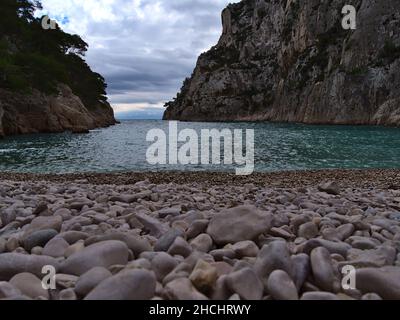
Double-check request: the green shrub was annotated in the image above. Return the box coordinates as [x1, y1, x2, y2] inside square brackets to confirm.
[0, 0, 109, 106]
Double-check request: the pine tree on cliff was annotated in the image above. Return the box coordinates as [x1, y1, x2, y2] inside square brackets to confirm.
[0, 0, 108, 108]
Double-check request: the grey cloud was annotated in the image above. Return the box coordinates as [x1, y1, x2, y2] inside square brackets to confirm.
[44, 0, 240, 116]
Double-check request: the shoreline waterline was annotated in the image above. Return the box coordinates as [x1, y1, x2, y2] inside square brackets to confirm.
[1, 168, 399, 188]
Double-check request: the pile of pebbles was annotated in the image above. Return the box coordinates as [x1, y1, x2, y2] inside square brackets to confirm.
[0, 178, 400, 300]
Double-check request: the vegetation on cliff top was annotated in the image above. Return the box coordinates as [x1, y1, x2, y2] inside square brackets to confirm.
[0, 0, 108, 108]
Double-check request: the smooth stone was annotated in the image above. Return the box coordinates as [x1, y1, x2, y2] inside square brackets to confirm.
[291, 215, 312, 234]
[0, 221, 19, 238]
[302, 239, 352, 257]
[59, 288, 77, 300]
[10, 273, 49, 299]
[346, 246, 396, 268]
[154, 229, 183, 252]
[298, 222, 319, 240]
[171, 220, 189, 233]
[291, 254, 311, 290]
[126, 258, 152, 270]
[69, 199, 93, 210]
[0, 253, 60, 281]
[310, 247, 340, 293]
[356, 267, 400, 299]
[351, 239, 379, 250]
[210, 248, 236, 261]
[361, 293, 383, 300]
[64, 240, 85, 258]
[336, 224, 355, 241]
[158, 207, 181, 219]
[109, 194, 138, 203]
[389, 213, 400, 222]
[42, 237, 69, 258]
[163, 268, 190, 286]
[186, 220, 209, 239]
[0, 282, 22, 299]
[269, 227, 295, 240]
[135, 212, 170, 238]
[127, 216, 145, 230]
[85, 233, 151, 257]
[24, 216, 62, 238]
[211, 275, 231, 300]
[0, 238, 6, 253]
[151, 252, 179, 281]
[320, 228, 339, 242]
[57, 231, 89, 244]
[165, 278, 208, 300]
[33, 203, 48, 216]
[6, 237, 20, 252]
[0, 207, 16, 226]
[226, 267, 263, 300]
[190, 234, 213, 253]
[31, 247, 43, 255]
[211, 261, 233, 277]
[53, 208, 72, 221]
[189, 260, 218, 293]
[271, 212, 290, 228]
[318, 181, 340, 195]
[14, 247, 27, 254]
[184, 251, 214, 269]
[301, 292, 340, 300]
[331, 253, 345, 262]
[254, 241, 294, 280]
[230, 241, 259, 258]
[75, 267, 112, 297]
[267, 270, 299, 300]
[56, 274, 79, 289]
[85, 269, 156, 300]
[110, 191, 151, 204]
[207, 206, 272, 245]
[61, 240, 129, 276]
[167, 237, 192, 258]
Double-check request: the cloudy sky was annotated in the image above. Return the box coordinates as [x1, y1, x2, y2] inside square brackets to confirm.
[38, 0, 238, 119]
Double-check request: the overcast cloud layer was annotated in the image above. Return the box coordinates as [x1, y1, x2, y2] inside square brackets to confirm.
[38, 0, 238, 119]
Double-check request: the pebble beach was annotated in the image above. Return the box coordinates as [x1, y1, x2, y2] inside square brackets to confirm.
[1, 169, 400, 300]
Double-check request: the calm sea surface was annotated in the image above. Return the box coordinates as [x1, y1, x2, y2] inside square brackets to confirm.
[1, 120, 400, 174]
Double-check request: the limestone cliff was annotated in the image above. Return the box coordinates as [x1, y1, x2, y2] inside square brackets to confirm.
[164, 0, 400, 125]
[0, 85, 116, 138]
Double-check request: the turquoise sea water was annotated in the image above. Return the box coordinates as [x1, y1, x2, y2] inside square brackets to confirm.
[1, 120, 400, 174]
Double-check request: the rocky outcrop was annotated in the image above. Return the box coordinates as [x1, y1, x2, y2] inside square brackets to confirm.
[0, 84, 116, 138]
[164, 0, 400, 125]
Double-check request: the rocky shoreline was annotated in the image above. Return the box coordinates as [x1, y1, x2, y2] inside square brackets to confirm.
[1, 170, 400, 300]
[1, 168, 400, 188]
[0, 85, 117, 138]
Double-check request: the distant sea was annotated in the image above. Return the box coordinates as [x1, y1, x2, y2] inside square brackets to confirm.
[1, 120, 400, 174]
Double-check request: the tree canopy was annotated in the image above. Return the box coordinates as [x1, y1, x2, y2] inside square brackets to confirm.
[0, 0, 108, 108]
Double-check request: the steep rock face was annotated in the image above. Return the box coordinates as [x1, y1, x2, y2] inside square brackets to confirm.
[164, 0, 400, 125]
[0, 84, 116, 137]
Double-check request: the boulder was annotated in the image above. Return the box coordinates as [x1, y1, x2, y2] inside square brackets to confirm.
[61, 240, 129, 276]
[85, 270, 156, 300]
[207, 206, 272, 245]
